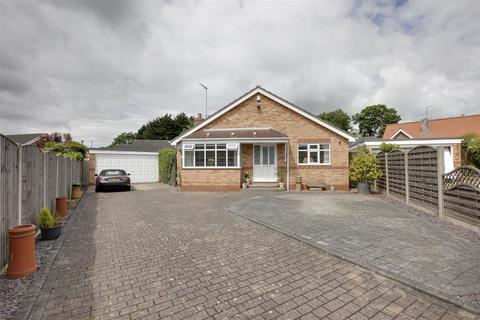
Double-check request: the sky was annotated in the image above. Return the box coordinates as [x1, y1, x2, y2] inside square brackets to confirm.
[0, 0, 479, 147]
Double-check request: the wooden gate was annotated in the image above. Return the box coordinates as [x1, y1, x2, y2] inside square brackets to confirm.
[387, 150, 406, 197]
[408, 146, 438, 208]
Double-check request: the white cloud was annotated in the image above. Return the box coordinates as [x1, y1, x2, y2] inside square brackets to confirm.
[0, 0, 478, 146]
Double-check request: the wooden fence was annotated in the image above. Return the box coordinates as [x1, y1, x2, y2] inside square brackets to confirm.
[376, 145, 480, 230]
[0, 134, 88, 269]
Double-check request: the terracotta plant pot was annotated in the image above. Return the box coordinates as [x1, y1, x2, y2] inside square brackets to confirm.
[71, 185, 82, 200]
[40, 225, 61, 240]
[56, 197, 67, 219]
[6, 224, 37, 279]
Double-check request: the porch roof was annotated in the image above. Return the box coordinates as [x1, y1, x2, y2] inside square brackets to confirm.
[183, 128, 288, 140]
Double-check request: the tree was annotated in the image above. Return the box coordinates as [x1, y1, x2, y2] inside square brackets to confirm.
[111, 132, 137, 146]
[379, 143, 400, 153]
[173, 112, 194, 135]
[137, 114, 178, 140]
[352, 104, 401, 137]
[462, 134, 480, 168]
[318, 109, 352, 132]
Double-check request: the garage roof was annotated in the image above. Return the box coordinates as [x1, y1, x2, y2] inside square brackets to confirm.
[92, 140, 172, 153]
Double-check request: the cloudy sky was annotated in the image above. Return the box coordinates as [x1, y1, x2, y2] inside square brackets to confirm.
[0, 0, 479, 147]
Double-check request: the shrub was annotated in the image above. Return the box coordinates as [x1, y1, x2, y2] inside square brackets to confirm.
[43, 140, 88, 160]
[462, 134, 480, 168]
[379, 143, 400, 153]
[37, 208, 57, 229]
[349, 147, 382, 183]
[158, 148, 176, 185]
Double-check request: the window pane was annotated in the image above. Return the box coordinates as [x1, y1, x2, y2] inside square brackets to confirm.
[310, 150, 318, 163]
[217, 150, 226, 166]
[206, 144, 215, 149]
[217, 144, 226, 149]
[262, 147, 268, 165]
[195, 144, 205, 150]
[320, 150, 330, 163]
[254, 145, 260, 165]
[184, 150, 193, 167]
[299, 151, 308, 164]
[298, 144, 307, 150]
[268, 146, 275, 165]
[319, 144, 329, 150]
[195, 150, 205, 166]
[206, 150, 215, 166]
[228, 150, 237, 166]
[309, 144, 318, 150]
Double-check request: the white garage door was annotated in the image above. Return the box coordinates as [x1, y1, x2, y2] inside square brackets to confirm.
[96, 153, 158, 183]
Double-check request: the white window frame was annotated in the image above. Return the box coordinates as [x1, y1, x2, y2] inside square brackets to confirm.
[182, 143, 240, 169]
[297, 143, 331, 165]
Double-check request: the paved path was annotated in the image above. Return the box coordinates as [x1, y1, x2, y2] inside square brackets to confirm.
[19, 190, 479, 319]
[231, 193, 480, 312]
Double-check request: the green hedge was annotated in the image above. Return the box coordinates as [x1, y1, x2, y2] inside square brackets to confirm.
[158, 148, 177, 185]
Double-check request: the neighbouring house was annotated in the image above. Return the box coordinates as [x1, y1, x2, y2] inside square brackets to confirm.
[89, 139, 171, 184]
[171, 86, 355, 191]
[349, 114, 480, 172]
[6, 133, 47, 146]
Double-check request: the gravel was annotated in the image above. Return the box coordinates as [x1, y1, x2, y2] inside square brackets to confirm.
[0, 227, 64, 320]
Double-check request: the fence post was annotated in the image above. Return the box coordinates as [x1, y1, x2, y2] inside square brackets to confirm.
[385, 153, 390, 197]
[405, 151, 409, 205]
[18, 146, 23, 225]
[437, 146, 445, 219]
[43, 153, 47, 207]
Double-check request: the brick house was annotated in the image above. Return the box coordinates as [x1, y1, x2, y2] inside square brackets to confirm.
[171, 86, 355, 191]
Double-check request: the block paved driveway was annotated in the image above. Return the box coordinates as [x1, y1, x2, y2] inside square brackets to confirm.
[22, 189, 479, 320]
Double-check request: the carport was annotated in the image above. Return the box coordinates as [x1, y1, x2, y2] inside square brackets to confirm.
[89, 140, 171, 184]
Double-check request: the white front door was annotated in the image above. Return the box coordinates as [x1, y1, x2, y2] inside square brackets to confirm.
[253, 144, 277, 182]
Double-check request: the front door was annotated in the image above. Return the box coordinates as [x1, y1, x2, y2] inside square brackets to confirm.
[253, 144, 277, 182]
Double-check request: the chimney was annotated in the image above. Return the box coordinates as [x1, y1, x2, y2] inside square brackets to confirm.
[194, 113, 204, 126]
[421, 117, 429, 134]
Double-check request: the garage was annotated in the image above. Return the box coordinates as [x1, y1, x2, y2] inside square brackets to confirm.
[89, 140, 171, 184]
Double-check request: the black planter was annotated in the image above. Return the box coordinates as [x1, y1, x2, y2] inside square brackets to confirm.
[40, 225, 61, 240]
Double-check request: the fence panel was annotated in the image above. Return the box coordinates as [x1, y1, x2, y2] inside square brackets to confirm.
[66, 159, 72, 199]
[408, 146, 438, 209]
[443, 166, 480, 226]
[82, 160, 89, 187]
[57, 157, 67, 198]
[45, 153, 58, 214]
[387, 150, 406, 197]
[21, 145, 45, 224]
[0, 135, 19, 270]
[377, 152, 386, 190]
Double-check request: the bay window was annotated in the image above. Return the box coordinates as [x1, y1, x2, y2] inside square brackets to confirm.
[183, 143, 239, 168]
[297, 143, 330, 165]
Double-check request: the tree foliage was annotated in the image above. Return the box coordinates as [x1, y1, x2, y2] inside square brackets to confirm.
[349, 147, 382, 183]
[318, 109, 352, 132]
[111, 113, 193, 146]
[462, 134, 480, 168]
[111, 132, 137, 146]
[352, 105, 401, 137]
[379, 143, 400, 153]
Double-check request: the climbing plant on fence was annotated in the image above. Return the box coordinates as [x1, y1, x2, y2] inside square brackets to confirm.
[158, 148, 176, 185]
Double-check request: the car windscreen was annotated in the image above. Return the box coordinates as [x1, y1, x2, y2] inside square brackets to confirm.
[100, 170, 126, 176]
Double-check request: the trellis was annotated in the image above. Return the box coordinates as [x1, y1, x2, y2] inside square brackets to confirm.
[443, 166, 480, 226]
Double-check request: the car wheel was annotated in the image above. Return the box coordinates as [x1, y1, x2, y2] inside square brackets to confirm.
[95, 186, 101, 192]
[125, 186, 131, 191]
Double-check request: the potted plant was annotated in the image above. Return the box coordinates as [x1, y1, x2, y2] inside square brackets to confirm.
[37, 208, 61, 240]
[349, 147, 382, 194]
[244, 172, 251, 185]
[71, 182, 82, 200]
[277, 167, 286, 189]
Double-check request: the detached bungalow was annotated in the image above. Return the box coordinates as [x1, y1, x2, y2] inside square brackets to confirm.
[171, 86, 355, 191]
